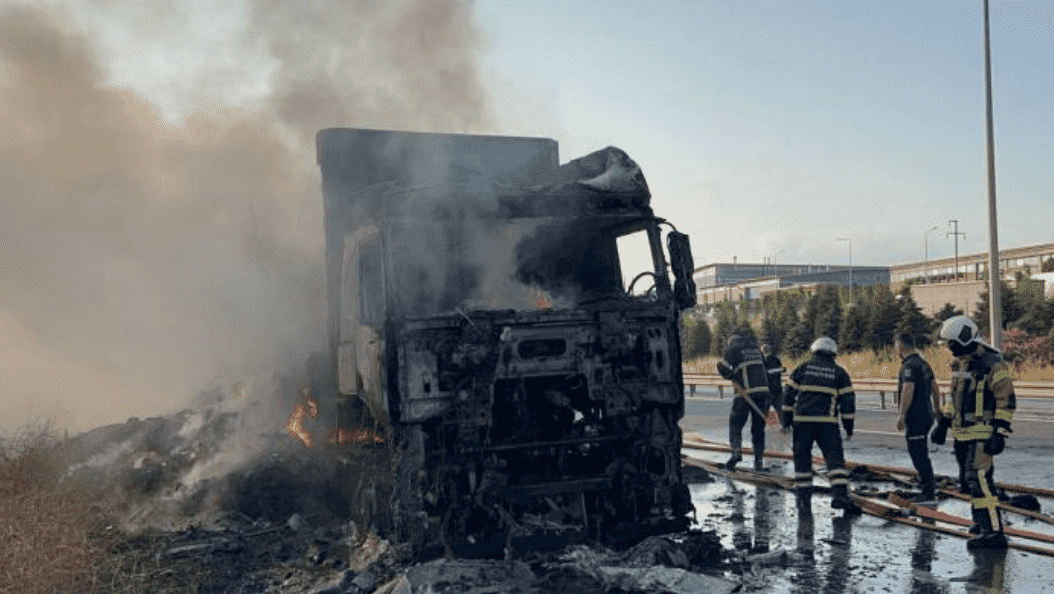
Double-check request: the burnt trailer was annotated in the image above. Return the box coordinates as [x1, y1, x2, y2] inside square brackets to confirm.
[312, 127, 697, 558]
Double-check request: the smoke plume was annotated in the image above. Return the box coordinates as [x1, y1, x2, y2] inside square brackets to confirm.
[0, 0, 517, 433]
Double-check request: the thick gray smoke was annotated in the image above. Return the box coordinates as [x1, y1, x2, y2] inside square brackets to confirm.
[0, 0, 526, 434]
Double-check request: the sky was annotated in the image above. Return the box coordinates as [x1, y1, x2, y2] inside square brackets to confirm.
[0, 0, 1051, 432]
[474, 0, 1054, 269]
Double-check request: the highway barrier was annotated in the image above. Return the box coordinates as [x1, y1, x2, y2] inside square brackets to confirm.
[683, 373, 1054, 414]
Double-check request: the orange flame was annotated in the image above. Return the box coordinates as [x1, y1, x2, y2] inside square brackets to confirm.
[535, 290, 552, 310]
[327, 426, 386, 446]
[285, 391, 318, 448]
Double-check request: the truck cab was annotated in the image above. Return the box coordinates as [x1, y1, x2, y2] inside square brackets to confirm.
[315, 128, 697, 558]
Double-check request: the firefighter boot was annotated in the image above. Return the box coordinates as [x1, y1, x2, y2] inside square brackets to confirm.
[725, 448, 743, 471]
[754, 452, 764, 472]
[795, 488, 813, 517]
[968, 508, 983, 534]
[967, 508, 1008, 551]
[830, 485, 862, 516]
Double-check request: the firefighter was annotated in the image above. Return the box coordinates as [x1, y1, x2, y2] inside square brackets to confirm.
[931, 356, 973, 494]
[717, 326, 771, 471]
[782, 337, 861, 516]
[760, 343, 785, 424]
[895, 333, 941, 503]
[933, 316, 1016, 550]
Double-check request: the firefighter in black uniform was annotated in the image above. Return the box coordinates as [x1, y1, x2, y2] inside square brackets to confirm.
[932, 316, 1016, 550]
[782, 337, 861, 516]
[760, 343, 785, 424]
[895, 333, 942, 502]
[717, 326, 771, 471]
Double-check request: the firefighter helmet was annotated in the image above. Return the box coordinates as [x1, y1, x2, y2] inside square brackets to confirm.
[810, 337, 838, 356]
[939, 315, 979, 348]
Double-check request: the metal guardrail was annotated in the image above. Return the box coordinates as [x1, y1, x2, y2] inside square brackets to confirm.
[682, 373, 1054, 412]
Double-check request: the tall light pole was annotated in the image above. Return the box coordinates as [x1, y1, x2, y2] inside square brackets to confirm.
[924, 225, 939, 284]
[983, 0, 1003, 349]
[837, 238, 853, 306]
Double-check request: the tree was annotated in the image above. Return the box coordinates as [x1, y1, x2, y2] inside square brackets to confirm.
[867, 284, 900, 351]
[895, 288, 934, 347]
[761, 310, 783, 354]
[1043, 256, 1054, 273]
[934, 302, 964, 324]
[974, 282, 1024, 338]
[811, 285, 843, 341]
[1011, 297, 1054, 337]
[839, 304, 868, 353]
[785, 322, 814, 358]
[712, 302, 736, 356]
[679, 316, 712, 359]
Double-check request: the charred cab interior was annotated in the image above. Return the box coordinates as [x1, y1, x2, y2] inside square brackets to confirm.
[311, 128, 696, 559]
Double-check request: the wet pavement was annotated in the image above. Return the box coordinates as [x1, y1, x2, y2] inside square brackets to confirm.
[681, 393, 1054, 594]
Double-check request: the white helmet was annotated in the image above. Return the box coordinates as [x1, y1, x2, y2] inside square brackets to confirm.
[939, 315, 979, 348]
[810, 337, 837, 355]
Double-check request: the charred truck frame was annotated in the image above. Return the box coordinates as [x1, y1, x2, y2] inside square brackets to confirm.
[312, 128, 697, 558]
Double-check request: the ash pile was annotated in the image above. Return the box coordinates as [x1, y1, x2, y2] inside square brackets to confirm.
[58, 374, 734, 594]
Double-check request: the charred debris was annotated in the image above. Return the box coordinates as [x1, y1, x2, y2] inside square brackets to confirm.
[58, 128, 717, 592]
[309, 128, 700, 560]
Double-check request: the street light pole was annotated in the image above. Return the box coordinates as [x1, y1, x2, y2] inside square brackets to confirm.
[924, 225, 939, 284]
[983, 0, 1003, 349]
[837, 238, 852, 306]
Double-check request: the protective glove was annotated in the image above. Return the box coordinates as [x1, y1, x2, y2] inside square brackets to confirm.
[984, 431, 1005, 455]
[984, 421, 1012, 455]
[931, 416, 951, 445]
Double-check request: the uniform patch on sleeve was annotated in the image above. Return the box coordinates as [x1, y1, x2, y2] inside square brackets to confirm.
[903, 367, 912, 379]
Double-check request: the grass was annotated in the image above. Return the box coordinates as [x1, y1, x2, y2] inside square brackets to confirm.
[685, 345, 1054, 382]
[0, 419, 118, 594]
[0, 419, 228, 594]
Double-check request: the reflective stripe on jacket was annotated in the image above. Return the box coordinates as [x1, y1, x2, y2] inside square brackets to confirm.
[943, 343, 1016, 441]
[783, 354, 855, 432]
[717, 335, 770, 397]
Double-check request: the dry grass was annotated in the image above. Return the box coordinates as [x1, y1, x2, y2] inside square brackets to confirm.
[0, 419, 226, 594]
[685, 346, 1054, 382]
[0, 419, 118, 594]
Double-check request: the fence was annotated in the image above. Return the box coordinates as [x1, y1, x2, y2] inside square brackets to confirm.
[682, 373, 1054, 411]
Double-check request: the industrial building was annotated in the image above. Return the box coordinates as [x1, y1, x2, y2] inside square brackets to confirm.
[889, 241, 1054, 316]
[694, 262, 890, 306]
[692, 240, 1054, 313]
[889, 241, 1054, 286]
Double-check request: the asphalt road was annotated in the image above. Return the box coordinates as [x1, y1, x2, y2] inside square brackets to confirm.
[679, 391, 1054, 593]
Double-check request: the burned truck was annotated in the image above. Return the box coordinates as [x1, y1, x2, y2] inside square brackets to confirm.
[309, 128, 697, 558]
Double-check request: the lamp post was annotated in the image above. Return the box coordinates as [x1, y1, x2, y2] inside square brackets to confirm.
[924, 225, 939, 284]
[837, 238, 853, 306]
[982, 0, 1002, 348]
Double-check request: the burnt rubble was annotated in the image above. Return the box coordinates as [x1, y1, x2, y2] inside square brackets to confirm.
[60, 381, 733, 593]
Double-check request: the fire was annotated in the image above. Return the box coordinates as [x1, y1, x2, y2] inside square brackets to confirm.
[327, 427, 386, 446]
[285, 389, 318, 448]
[535, 289, 552, 310]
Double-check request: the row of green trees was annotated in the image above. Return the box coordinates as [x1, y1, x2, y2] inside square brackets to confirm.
[681, 279, 1054, 363]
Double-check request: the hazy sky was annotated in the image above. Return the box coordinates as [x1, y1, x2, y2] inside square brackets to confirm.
[57, 0, 1054, 268]
[475, 0, 1054, 268]
[1, 0, 1052, 432]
